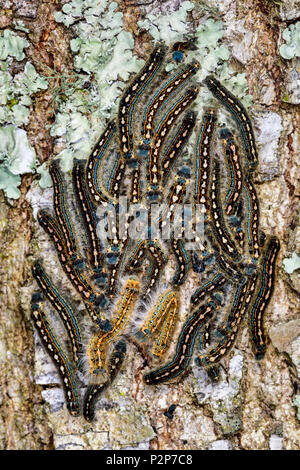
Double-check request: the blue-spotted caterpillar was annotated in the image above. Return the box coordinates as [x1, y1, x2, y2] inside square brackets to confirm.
[31, 43, 279, 419]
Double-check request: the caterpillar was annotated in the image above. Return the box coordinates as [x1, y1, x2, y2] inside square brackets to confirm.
[86, 121, 117, 204]
[204, 75, 258, 171]
[129, 159, 142, 204]
[102, 204, 121, 251]
[49, 160, 79, 260]
[170, 235, 190, 286]
[197, 274, 257, 366]
[213, 249, 243, 282]
[161, 111, 196, 184]
[37, 210, 100, 304]
[249, 236, 280, 359]
[107, 152, 126, 201]
[72, 160, 104, 275]
[197, 324, 211, 350]
[157, 176, 187, 231]
[31, 294, 80, 416]
[243, 175, 260, 261]
[152, 295, 178, 357]
[144, 302, 215, 384]
[141, 61, 199, 142]
[88, 279, 139, 374]
[118, 45, 166, 159]
[32, 261, 82, 363]
[83, 340, 127, 422]
[148, 86, 199, 187]
[142, 241, 167, 299]
[220, 128, 243, 215]
[191, 273, 227, 306]
[194, 109, 217, 215]
[106, 236, 130, 298]
[208, 160, 240, 260]
[141, 290, 179, 357]
[126, 240, 147, 271]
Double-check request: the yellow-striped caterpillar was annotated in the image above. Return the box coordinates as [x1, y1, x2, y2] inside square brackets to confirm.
[144, 302, 215, 384]
[141, 290, 179, 356]
[88, 279, 139, 374]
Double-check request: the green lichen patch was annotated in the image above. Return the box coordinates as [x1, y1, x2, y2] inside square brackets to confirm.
[0, 29, 29, 61]
[0, 29, 50, 199]
[293, 395, 300, 421]
[282, 253, 300, 275]
[279, 22, 300, 60]
[138, 1, 194, 45]
[36, 163, 52, 189]
[52, 0, 144, 171]
[0, 125, 37, 199]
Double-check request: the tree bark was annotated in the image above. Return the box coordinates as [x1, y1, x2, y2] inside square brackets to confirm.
[0, 0, 299, 450]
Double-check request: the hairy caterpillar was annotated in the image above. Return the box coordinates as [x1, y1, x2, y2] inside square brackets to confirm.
[208, 160, 240, 260]
[148, 86, 199, 187]
[31, 294, 80, 416]
[88, 279, 139, 373]
[141, 290, 179, 357]
[204, 75, 258, 170]
[194, 109, 217, 214]
[32, 261, 82, 363]
[220, 128, 243, 215]
[49, 160, 79, 260]
[72, 160, 105, 275]
[37, 210, 101, 304]
[119, 45, 166, 158]
[144, 302, 215, 384]
[86, 121, 117, 204]
[161, 111, 196, 184]
[83, 340, 126, 422]
[243, 175, 260, 261]
[191, 273, 227, 306]
[249, 236, 280, 358]
[141, 61, 199, 142]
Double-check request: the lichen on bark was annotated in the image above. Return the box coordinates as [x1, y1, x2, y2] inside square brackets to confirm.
[0, 0, 299, 450]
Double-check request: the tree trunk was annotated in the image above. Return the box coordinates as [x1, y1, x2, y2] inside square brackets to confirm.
[0, 0, 299, 450]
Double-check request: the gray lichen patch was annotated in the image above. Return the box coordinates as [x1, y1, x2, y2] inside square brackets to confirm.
[193, 352, 244, 435]
[269, 320, 300, 376]
[255, 112, 282, 180]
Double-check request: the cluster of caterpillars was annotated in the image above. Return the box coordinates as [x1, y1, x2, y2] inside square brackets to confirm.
[31, 43, 279, 421]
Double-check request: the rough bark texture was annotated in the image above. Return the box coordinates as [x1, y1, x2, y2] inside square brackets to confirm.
[0, 0, 299, 450]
